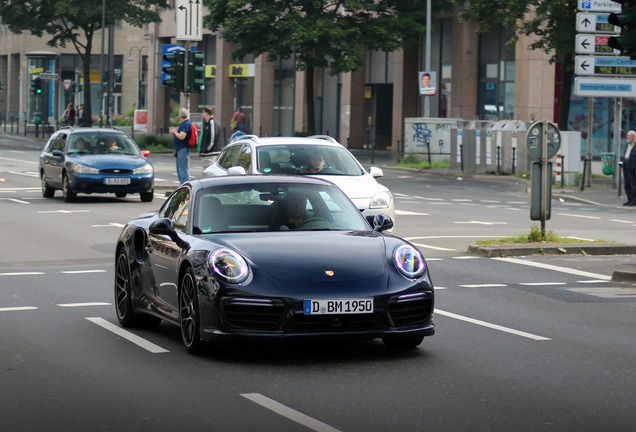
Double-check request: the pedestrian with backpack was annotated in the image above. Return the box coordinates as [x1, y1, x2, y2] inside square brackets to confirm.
[169, 108, 192, 184]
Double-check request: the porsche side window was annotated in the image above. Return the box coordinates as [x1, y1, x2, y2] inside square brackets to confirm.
[161, 188, 190, 232]
[237, 146, 252, 171]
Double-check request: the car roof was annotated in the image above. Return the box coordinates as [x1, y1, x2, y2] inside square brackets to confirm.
[58, 127, 126, 136]
[191, 174, 337, 189]
[231, 135, 345, 149]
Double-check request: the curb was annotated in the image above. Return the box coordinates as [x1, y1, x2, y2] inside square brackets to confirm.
[611, 270, 636, 282]
[467, 243, 636, 258]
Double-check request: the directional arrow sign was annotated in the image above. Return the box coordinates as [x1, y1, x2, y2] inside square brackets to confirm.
[575, 34, 619, 54]
[575, 76, 636, 97]
[577, 0, 621, 12]
[576, 12, 620, 33]
[575, 55, 636, 75]
[176, 0, 203, 41]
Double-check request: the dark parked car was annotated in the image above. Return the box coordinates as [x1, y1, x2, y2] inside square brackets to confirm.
[114, 175, 434, 354]
[39, 127, 154, 202]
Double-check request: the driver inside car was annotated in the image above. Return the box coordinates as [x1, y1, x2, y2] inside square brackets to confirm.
[271, 191, 309, 230]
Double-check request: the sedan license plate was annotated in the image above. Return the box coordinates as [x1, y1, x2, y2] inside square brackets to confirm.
[104, 177, 131, 185]
[303, 298, 373, 315]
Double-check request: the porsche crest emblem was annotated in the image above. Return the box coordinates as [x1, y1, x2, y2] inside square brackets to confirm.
[325, 270, 335, 277]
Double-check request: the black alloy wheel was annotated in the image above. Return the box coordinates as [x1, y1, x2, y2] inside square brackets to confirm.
[115, 250, 138, 327]
[179, 267, 204, 354]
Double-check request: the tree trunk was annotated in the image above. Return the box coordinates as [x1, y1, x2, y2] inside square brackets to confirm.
[81, 34, 93, 127]
[305, 66, 315, 135]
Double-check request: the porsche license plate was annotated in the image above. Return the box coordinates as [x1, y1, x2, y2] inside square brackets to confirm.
[104, 177, 131, 185]
[303, 298, 373, 315]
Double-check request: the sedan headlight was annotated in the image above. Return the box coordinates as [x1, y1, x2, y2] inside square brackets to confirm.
[370, 190, 392, 209]
[393, 244, 426, 279]
[73, 164, 100, 174]
[133, 163, 154, 174]
[210, 249, 249, 283]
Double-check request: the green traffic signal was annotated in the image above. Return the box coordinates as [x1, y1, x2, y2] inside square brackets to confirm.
[187, 51, 205, 93]
[163, 50, 185, 92]
[30, 77, 42, 95]
[608, 2, 636, 59]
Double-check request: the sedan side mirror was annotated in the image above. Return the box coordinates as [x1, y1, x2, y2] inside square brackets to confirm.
[228, 166, 247, 176]
[369, 166, 383, 178]
[371, 214, 394, 232]
[149, 218, 189, 249]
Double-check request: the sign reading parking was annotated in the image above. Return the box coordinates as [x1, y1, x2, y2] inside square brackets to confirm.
[577, 0, 621, 12]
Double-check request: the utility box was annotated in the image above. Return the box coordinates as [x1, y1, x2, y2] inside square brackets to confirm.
[404, 118, 461, 162]
[558, 132, 582, 186]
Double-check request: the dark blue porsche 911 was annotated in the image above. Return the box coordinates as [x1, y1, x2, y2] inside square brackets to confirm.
[39, 127, 154, 202]
[114, 175, 434, 354]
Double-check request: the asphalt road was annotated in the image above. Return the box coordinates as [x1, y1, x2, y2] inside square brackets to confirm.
[1, 136, 635, 431]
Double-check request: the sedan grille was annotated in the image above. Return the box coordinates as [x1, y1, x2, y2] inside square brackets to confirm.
[223, 298, 284, 331]
[287, 312, 387, 332]
[101, 168, 133, 174]
[388, 293, 433, 327]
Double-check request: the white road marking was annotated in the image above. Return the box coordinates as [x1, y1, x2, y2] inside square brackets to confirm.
[451, 199, 473, 202]
[610, 219, 634, 224]
[435, 309, 551, 341]
[479, 200, 501, 203]
[0, 272, 46, 276]
[413, 196, 444, 201]
[493, 257, 611, 280]
[58, 302, 111, 307]
[61, 270, 108, 274]
[577, 279, 608, 284]
[411, 242, 456, 252]
[395, 210, 430, 216]
[452, 256, 480, 260]
[0, 306, 38, 312]
[459, 284, 507, 288]
[91, 223, 126, 228]
[241, 393, 342, 432]
[86, 317, 169, 354]
[454, 221, 507, 225]
[38, 210, 90, 214]
[558, 213, 601, 220]
[9, 171, 39, 178]
[519, 282, 567, 286]
[0, 156, 38, 164]
[8, 198, 30, 204]
[0, 187, 40, 191]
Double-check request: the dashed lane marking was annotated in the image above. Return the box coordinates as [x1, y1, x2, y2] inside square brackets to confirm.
[86, 317, 169, 354]
[57, 302, 111, 307]
[0, 306, 38, 312]
[435, 309, 551, 341]
[493, 257, 611, 281]
[241, 393, 342, 432]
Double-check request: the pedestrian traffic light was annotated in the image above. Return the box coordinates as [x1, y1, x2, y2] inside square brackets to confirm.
[608, 1, 636, 59]
[30, 77, 42, 95]
[163, 50, 184, 92]
[187, 50, 205, 93]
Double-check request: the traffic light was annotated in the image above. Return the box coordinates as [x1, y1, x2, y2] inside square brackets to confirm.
[608, 1, 636, 59]
[163, 50, 184, 92]
[30, 77, 42, 95]
[187, 50, 205, 93]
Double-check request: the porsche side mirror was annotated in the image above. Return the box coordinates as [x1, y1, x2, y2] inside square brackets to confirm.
[150, 218, 189, 249]
[372, 214, 394, 232]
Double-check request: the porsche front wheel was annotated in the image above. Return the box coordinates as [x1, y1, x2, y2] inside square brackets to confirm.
[179, 267, 204, 355]
[115, 250, 138, 327]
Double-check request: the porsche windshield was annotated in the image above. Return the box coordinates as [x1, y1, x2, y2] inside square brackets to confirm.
[194, 182, 369, 234]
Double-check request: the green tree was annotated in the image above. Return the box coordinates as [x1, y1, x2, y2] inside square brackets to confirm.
[452, 0, 577, 130]
[205, 0, 451, 135]
[0, 0, 166, 126]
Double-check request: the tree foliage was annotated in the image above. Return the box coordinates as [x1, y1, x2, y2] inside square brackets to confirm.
[0, 0, 166, 125]
[204, 0, 451, 134]
[452, 0, 577, 129]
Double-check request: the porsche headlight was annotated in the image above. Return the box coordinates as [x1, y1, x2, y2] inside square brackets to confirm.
[133, 164, 154, 174]
[370, 190, 392, 209]
[393, 244, 426, 279]
[210, 249, 249, 283]
[73, 164, 99, 174]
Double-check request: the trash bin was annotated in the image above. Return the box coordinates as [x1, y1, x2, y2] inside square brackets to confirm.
[601, 153, 615, 175]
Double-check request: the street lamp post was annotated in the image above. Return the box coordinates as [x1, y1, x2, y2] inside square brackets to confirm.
[128, 45, 147, 109]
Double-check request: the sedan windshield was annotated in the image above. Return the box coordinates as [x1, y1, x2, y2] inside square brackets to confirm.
[194, 182, 369, 234]
[68, 133, 142, 156]
[256, 145, 365, 176]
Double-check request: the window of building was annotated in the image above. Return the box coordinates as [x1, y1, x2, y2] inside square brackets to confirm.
[477, 25, 515, 120]
[274, 56, 295, 136]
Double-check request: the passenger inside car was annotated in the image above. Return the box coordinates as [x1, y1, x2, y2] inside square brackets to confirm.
[69, 138, 89, 154]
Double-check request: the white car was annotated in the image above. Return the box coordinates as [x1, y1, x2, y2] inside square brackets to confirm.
[203, 135, 395, 224]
